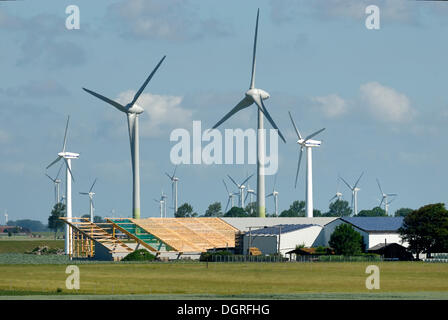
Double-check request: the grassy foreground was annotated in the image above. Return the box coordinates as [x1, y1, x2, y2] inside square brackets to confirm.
[0, 262, 447, 298]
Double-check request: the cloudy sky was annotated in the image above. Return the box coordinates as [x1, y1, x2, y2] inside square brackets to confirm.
[1, 0, 448, 223]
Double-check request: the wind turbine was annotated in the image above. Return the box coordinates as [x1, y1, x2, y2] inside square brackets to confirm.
[165, 166, 179, 216]
[376, 178, 397, 216]
[4, 210, 8, 225]
[223, 180, 239, 212]
[212, 9, 286, 218]
[289, 111, 325, 218]
[79, 178, 97, 222]
[154, 191, 166, 218]
[45, 162, 63, 205]
[46, 116, 79, 255]
[339, 172, 364, 216]
[266, 174, 279, 217]
[227, 174, 254, 208]
[83, 55, 166, 219]
[329, 178, 343, 203]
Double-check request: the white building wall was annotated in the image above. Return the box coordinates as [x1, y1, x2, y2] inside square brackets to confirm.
[368, 233, 407, 249]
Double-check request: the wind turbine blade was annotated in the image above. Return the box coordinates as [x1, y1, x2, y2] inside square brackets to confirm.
[225, 198, 230, 212]
[212, 97, 252, 129]
[254, 95, 286, 143]
[329, 195, 337, 203]
[79, 192, 88, 195]
[250, 8, 259, 89]
[223, 180, 230, 194]
[245, 192, 250, 202]
[55, 161, 63, 180]
[89, 178, 97, 192]
[91, 199, 95, 210]
[83, 88, 128, 113]
[376, 178, 383, 195]
[227, 175, 239, 188]
[304, 128, 325, 142]
[46, 156, 62, 170]
[294, 148, 303, 188]
[45, 173, 56, 183]
[354, 171, 364, 189]
[172, 165, 178, 178]
[379, 197, 384, 208]
[62, 116, 70, 152]
[339, 176, 353, 190]
[387, 193, 398, 196]
[273, 173, 277, 192]
[165, 172, 173, 180]
[129, 55, 166, 107]
[288, 111, 303, 140]
[240, 174, 254, 187]
[266, 193, 273, 198]
[63, 158, 75, 182]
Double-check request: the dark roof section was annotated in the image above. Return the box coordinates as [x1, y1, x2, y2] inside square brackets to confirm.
[249, 224, 317, 235]
[341, 217, 404, 233]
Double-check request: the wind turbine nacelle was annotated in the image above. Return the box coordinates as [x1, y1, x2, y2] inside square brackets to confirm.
[58, 152, 80, 159]
[126, 103, 144, 114]
[298, 139, 322, 147]
[245, 88, 270, 100]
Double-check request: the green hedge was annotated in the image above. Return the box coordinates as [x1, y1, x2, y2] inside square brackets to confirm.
[122, 249, 156, 262]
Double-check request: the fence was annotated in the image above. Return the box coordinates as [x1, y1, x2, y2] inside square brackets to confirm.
[205, 254, 382, 263]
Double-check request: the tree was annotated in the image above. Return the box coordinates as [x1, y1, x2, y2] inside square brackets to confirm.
[175, 203, 198, 217]
[394, 208, 413, 217]
[94, 216, 105, 223]
[48, 203, 66, 239]
[399, 203, 448, 260]
[279, 200, 305, 217]
[325, 200, 352, 217]
[329, 224, 364, 255]
[6, 219, 48, 232]
[357, 206, 387, 217]
[313, 209, 322, 217]
[224, 207, 248, 217]
[204, 202, 222, 217]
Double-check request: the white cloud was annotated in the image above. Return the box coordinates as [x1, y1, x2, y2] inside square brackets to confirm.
[359, 82, 415, 123]
[311, 94, 348, 118]
[116, 91, 193, 137]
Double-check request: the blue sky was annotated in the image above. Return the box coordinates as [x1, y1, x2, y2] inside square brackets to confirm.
[1, 0, 448, 223]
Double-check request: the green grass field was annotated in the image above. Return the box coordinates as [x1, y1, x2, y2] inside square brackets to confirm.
[0, 262, 447, 299]
[0, 240, 64, 253]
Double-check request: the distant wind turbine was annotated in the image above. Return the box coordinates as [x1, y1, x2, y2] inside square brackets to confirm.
[227, 174, 254, 208]
[79, 178, 97, 222]
[223, 180, 239, 212]
[266, 174, 279, 217]
[376, 178, 397, 216]
[340, 172, 364, 216]
[45, 162, 63, 205]
[165, 166, 179, 216]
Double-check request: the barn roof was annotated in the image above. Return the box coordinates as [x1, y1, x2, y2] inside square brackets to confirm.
[221, 217, 336, 231]
[341, 217, 404, 233]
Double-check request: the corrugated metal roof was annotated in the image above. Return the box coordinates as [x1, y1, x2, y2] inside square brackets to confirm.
[221, 217, 337, 231]
[249, 224, 317, 235]
[341, 217, 404, 232]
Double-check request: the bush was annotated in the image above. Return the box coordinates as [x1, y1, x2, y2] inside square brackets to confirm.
[329, 224, 364, 255]
[122, 249, 156, 262]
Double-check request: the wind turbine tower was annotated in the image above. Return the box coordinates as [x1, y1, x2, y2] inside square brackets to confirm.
[228, 174, 254, 208]
[223, 180, 239, 212]
[45, 163, 63, 205]
[267, 174, 279, 217]
[289, 112, 325, 218]
[79, 178, 97, 222]
[83, 56, 166, 219]
[46, 116, 79, 255]
[4, 210, 8, 225]
[212, 9, 286, 217]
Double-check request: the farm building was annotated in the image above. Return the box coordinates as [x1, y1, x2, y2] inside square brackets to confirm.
[322, 217, 406, 250]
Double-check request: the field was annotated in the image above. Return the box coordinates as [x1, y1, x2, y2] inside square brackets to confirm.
[0, 239, 64, 253]
[0, 261, 447, 299]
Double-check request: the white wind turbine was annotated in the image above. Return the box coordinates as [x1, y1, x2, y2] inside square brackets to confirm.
[289, 111, 325, 218]
[376, 178, 397, 216]
[266, 174, 279, 217]
[79, 178, 97, 222]
[45, 163, 63, 205]
[165, 166, 179, 216]
[154, 191, 167, 218]
[329, 178, 343, 203]
[340, 172, 364, 216]
[46, 116, 79, 255]
[228, 174, 254, 208]
[212, 9, 286, 218]
[83, 55, 166, 219]
[223, 180, 239, 212]
[4, 210, 8, 225]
